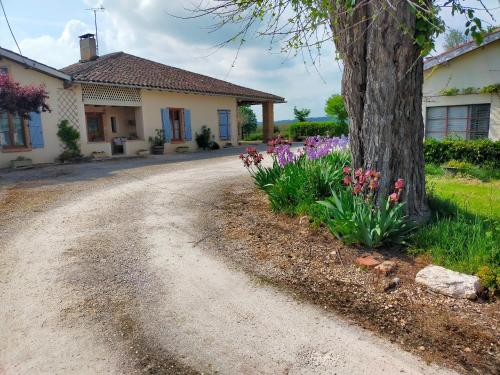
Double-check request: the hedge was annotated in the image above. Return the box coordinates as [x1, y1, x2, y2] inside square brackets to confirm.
[424, 139, 500, 167]
[288, 121, 348, 140]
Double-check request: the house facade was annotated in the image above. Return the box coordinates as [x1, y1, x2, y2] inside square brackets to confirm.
[423, 29, 500, 141]
[0, 34, 284, 169]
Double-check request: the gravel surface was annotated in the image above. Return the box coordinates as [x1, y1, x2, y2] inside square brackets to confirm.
[0, 151, 458, 374]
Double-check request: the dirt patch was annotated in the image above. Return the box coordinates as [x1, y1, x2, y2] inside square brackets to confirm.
[202, 180, 499, 375]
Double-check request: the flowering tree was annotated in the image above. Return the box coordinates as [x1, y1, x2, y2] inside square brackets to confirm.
[0, 75, 50, 117]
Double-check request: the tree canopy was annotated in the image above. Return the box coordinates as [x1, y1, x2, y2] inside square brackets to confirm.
[293, 106, 310, 122]
[238, 105, 258, 136]
[443, 28, 468, 50]
[325, 94, 347, 124]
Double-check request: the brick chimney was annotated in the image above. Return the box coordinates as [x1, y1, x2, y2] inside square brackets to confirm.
[79, 33, 98, 62]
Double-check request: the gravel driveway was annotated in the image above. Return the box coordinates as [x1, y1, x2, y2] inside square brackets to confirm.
[0, 149, 457, 375]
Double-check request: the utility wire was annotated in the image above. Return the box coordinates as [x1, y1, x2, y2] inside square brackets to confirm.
[0, 0, 22, 55]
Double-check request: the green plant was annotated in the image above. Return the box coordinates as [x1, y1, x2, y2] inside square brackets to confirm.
[239, 105, 258, 137]
[293, 106, 311, 122]
[57, 120, 81, 160]
[442, 159, 500, 181]
[148, 129, 165, 146]
[439, 87, 460, 96]
[462, 87, 478, 95]
[288, 121, 348, 140]
[195, 126, 211, 149]
[425, 163, 444, 176]
[479, 83, 500, 94]
[243, 132, 263, 141]
[320, 190, 413, 248]
[476, 266, 499, 293]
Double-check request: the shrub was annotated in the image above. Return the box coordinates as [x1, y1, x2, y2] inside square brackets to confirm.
[288, 121, 348, 140]
[439, 87, 460, 96]
[195, 125, 212, 149]
[479, 83, 500, 94]
[424, 138, 500, 168]
[319, 169, 414, 248]
[57, 120, 81, 160]
[476, 266, 500, 293]
[462, 87, 478, 95]
[243, 132, 263, 141]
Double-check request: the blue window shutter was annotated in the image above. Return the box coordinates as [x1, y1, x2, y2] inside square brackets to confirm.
[219, 111, 229, 140]
[28, 112, 44, 148]
[161, 108, 172, 143]
[183, 109, 192, 141]
[226, 111, 231, 140]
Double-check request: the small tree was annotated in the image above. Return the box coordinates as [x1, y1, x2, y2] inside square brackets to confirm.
[0, 75, 49, 116]
[238, 105, 258, 137]
[443, 28, 468, 50]
[57, 120, 81, 161]
[293, 106, 310, 122]
[325, 94, 348, 124]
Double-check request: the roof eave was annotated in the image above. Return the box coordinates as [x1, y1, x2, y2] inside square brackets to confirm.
[73, 80, 285, 103]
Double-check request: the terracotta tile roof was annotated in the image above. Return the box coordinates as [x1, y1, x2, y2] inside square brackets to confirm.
[61, 52, 285, 103]
[424, 28, 500, 70]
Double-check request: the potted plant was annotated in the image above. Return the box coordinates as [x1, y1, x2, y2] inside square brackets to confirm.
[10, 156, 33, 169]
[149, 129, 165, 155]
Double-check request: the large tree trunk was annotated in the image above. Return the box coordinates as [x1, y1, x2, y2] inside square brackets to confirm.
[330, 0, 429, 221]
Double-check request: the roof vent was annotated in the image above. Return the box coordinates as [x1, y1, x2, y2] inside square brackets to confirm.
[79, 33, 98, 62]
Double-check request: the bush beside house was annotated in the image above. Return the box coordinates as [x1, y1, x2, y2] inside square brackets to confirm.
[288, 121, 348, 140]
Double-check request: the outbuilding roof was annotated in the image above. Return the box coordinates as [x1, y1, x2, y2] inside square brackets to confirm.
[424, 28, 500, 70]
[61, 52, 285, 103]
[0, 46, 71, 81]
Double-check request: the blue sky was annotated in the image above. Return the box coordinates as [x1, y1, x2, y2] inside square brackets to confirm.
[0, 0, 498, 120]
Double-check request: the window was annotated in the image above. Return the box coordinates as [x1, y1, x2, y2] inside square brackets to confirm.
[218, 110, 231, 140]
[169, 108, 184, 141]
[0, 112, 28, 149]
[0, 67, 8, 76]
[425, 104, 490, 140]
[111, 117, 118, 133]
[86, 113, 105, 142]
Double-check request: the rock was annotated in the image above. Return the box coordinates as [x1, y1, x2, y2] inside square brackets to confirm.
[355, 254, 381, 269]
[384, 277, 401, 292]
[415, 265, 481, 300]
[374, 260, 397, 275]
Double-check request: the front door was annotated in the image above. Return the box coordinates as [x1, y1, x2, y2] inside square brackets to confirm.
[86, 113, 104, 142]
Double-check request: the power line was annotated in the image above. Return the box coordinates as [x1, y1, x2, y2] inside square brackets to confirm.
[0, 0, 22, 55]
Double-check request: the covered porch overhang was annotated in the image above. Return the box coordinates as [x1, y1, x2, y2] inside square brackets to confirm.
[237, 96, 285, 143]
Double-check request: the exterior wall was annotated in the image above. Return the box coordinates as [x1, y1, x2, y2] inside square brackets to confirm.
[140, 90, 238, 153]
[0, 59, 66, 168]
[423, 41, 500, 140]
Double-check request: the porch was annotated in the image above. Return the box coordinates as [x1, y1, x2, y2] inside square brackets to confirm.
[237, 100, 278, 143]
[83, 105, 148, 157]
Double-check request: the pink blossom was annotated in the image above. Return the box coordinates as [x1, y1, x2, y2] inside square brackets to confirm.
[395, 178, 405, 190]
[389, 193, 399, 203]
[355, 168, 363, 178]
[343, 166, 351, 175]
[353, 184, 362, 195]
[369, 179, 379, 190]
[343, 175, 352, 186]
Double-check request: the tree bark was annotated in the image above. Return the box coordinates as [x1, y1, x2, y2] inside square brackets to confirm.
[330, 0, 429, 221]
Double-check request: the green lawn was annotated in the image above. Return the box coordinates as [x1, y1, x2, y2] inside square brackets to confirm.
[427, 176, 500, 220]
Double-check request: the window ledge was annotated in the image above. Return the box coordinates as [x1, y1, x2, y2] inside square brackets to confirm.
[2, 146, 32, 153]
[170, 140, 186, 144]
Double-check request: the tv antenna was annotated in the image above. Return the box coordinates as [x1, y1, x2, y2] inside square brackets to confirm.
[86, 6, 105, 55]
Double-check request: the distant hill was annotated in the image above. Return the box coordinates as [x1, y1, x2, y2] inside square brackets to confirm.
[258, 116, 335, 126]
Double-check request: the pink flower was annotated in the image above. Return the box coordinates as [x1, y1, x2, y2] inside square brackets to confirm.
[353, 184, 362, 195]
[395, 178, 405, 190]
[389, 192, 399, 203]
[369, 179, 379, 190]
[355, 168, 363, 178]
[343, 175, 352, 186]
[343, 166, 351, 175]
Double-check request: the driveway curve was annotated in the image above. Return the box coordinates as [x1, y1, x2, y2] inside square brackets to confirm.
[0, 151, 456, 374]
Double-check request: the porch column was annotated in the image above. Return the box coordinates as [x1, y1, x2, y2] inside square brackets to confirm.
[262, 101, 274, 143]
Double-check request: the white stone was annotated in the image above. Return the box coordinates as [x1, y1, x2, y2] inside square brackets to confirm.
[415, 265, 481, 300]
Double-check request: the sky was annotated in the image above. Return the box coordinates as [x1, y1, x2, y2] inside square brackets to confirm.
[0, 0, 498, 120]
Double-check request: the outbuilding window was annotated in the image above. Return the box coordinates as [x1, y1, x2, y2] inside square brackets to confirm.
[169, 108, 184, 141]
[0, 112, 28, 149]
[425, 104, 490, 140]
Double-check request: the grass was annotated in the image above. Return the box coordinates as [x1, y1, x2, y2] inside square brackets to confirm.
[411, 173, 500, 291]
